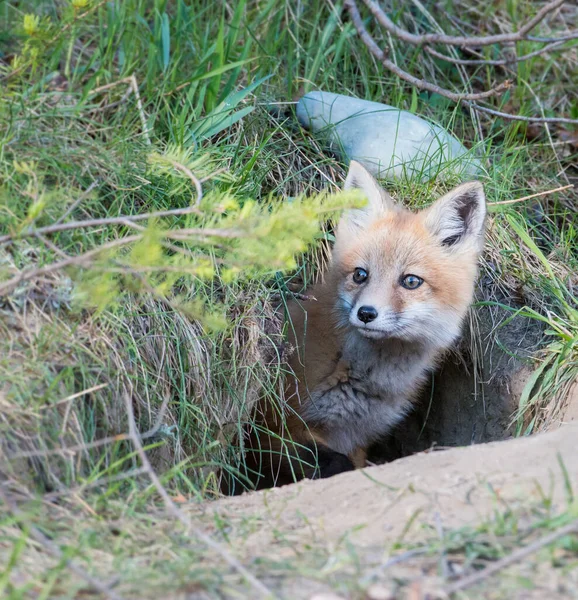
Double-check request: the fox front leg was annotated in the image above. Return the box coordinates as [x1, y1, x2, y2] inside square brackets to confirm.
[349, 447, 367, 469]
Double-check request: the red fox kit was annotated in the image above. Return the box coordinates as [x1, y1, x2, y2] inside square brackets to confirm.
[239, 161, 486, 491]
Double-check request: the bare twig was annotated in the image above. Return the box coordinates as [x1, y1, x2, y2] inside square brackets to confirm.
[86, 76, 151, 144]
[271, 291, 318, 302]
[362, 0, 567, 47]
[443, 519, 578, 596]
[0, 235, 141, 297]
[122, 391, 274, 599]
[381, 56, 511, 102]
[164, 158, 204, 207]
[466, 102, 578, 124]
[345, 0, 578, 124]
[38, 383, 110, 411]
[424, 38, 573, 66]
[491, 184, 574, 206]
[0, 485, 125, 600]
[128, 75, 151, 146]
[527, 31, 578, 43]
[345, 0, 511, 102]
[34, 233, 69, 258]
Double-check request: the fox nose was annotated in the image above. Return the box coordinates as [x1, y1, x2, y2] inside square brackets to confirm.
[357, 306, 378, 323]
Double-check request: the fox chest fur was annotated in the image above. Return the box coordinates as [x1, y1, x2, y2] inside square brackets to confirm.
[298, 333, 434, 455]
[288, 294, 436, 456]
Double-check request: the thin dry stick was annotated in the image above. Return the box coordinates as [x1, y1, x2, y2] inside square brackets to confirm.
[466, 102, 578, 124]
[122, 391, 274, 599]
[362, 0, 569, 47]
[346, 0, 578, 124]
[425, 38, 571, 66]
[86, 76, 151, 144]
[344, 0, 511, 102]
[442, 518, 578, 596]
[0, 235, 141, 297]
[528, 31, 578, 43]
[491, 183, 574, 205]
[129, 74, 152, 146]
[35, 232, 69, 258]
[37, 383, 110, 411]
[164, 158, 204, 207]
[0, 485, 125, 600]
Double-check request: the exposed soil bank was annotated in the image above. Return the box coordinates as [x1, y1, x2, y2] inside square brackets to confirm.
[208, 423, 578, 598]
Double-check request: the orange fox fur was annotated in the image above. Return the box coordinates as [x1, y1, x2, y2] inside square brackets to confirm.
[239, 161, 487, 491]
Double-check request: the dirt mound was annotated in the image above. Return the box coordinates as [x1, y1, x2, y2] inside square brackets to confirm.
[208, 422, 578, 598]
[213, 423, 577, 547]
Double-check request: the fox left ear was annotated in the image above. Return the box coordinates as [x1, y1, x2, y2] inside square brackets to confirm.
[424, 181, 486, 248]
[341, 161, 396, 230]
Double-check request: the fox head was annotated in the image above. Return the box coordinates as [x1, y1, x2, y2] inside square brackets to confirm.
[331, 161, 486, 349]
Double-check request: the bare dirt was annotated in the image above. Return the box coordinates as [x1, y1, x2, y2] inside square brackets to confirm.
[212, 423, 577, 548]
[207, 422, 578, 598]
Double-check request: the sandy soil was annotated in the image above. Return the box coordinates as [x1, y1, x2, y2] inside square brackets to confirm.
[205, 421, 578, 598]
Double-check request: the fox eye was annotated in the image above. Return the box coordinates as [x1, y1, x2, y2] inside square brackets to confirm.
[352, 267, 368, 284]
[400, 274, 424, 290]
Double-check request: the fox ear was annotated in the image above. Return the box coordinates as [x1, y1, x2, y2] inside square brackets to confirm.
[424, 182, 486, 249]
[341, 161, 395, 229]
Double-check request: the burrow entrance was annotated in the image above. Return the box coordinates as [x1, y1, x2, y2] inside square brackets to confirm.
[230, 291, 578, 493]
[368, 294, 552, 465]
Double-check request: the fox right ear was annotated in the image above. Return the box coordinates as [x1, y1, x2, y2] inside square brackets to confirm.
[424, 181, 486, 250]
[341, 161, 395, 230]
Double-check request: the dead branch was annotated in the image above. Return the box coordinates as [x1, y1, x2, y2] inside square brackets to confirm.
[362, 0, 570, 47]
[164, 157, 204, 206]
[424, 38, 571, 66]
[466, 102, 578, 124]
[55, 180, 100, 225]
[345, 0, 511, 101]
[86, 76, 151, 144]
[344, 0, 578, 124]
[527, 31, 578, 42]
[491, 183, 574, 206]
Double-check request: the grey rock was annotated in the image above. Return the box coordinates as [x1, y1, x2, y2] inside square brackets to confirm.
[296, 91, 481, 180]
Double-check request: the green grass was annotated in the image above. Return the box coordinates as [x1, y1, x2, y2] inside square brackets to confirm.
[1, 0, 578, 596]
